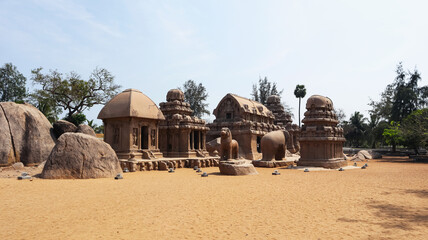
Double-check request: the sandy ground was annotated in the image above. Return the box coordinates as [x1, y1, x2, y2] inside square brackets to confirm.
[0, 156, 427, 240]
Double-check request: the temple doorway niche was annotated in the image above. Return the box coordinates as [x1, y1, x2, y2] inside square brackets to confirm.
[194, 131, 200, 149]
[257, 136, 261, 153]
[141, 126, 149, 149]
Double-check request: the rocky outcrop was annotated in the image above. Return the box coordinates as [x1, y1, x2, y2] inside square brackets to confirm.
[218, 160, 258, 176]
[41, 133, 122, 179]
[353, 150, 382, 161]
[53, 120, 77, 138]
[0, 102, 55, 166]
[76, 124, 96, 137]
[53, 120, 97, 138]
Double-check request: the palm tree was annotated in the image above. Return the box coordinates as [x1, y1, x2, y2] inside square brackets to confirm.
[349, 111, 367, 147]
[294, 85, 306, 127]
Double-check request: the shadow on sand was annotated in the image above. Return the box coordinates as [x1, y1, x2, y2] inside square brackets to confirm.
[338, 189, 428, 230]
[376, 156, 427, 164]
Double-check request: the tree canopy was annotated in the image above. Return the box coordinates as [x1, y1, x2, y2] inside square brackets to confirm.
[0, 63, 27, 102]
[251, 77, 283, 105]
[181, 80, 210, 118]
[400, 108, 428, 153]
[370, 62, 426, 122]
[345, 112, 367, 147]
[30, 67, 121, 119]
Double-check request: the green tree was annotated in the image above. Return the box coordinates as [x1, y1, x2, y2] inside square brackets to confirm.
[383, 121, 403, 152]
[400, 109, 428, 154]
[294, 84, 306, 127]
[390, 63, 421, 121]
[30, 67, 121, 119]
[368, 83, 394, 121]
[370, 62, 426, 123]
[0, 63, 27, 102]
[251, 76, 283, 105]
[181, 80, 209, 118]
[64, 113, 87, 126]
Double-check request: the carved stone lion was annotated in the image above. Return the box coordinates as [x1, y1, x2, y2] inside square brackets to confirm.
[220, 127, 239, 160]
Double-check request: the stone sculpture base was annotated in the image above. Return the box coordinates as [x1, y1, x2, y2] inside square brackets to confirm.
[297, 158, 347, 169]
[252, 160, 295, 168]
[218, 160, 258, 176]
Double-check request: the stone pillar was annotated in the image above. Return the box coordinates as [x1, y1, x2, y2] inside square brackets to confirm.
[191, 131, 195, 150]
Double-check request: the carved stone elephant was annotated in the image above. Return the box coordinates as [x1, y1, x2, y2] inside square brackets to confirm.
[261, 130, 295, 161]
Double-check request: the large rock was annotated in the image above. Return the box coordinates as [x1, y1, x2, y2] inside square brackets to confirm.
[357, 150, 372, 159]
[53, 120, 77, 138]
[41, 133, 122, 179]
[76, 124, 96, 137]
[218, 160, 258, 176]
[0, 102, 55, 166]
[353, 150, 382, 161]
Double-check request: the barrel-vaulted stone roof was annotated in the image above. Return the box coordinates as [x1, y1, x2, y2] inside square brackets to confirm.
[213, 93, 274, 118]
[98, 89, 165, 120]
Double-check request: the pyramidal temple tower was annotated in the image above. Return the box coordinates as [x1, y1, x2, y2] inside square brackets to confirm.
[297, 95, 346, 168]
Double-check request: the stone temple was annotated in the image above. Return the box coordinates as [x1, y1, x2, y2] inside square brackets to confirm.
[98, 89, 165, 160]
[265, 95, 292, 127]
[207, 93, 282, 160]
[265, 95, 300, 153]
[297, 95, 346, 168]
[158, 89, 209, 158]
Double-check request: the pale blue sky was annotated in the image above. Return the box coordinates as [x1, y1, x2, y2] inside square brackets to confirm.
[1, 0, 427, 125]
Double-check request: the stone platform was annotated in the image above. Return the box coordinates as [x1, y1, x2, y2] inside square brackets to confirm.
[252, 159, 295, 168]
[297, 158, 347, 169]
[120, 157, 220, 172]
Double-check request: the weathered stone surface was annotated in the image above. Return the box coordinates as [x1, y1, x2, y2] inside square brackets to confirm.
[159, 89, 209, 158]
[357, 150, 372, 160]
[146, 162, 153, 171]
[353, 150, 382, 161]
[98, 89, 165, 160]
[207, 94, 281, 160]
[219, 128, 239, 160]
[369, 151, 382, 159]
[41, 133, 122, 179]
[12, 162, 24, 170]
[0, 102, 56, 166]
[159, 161, 168, 170]
[260, 130, 294, 161]
[206, 138, 221, 156]
[218, 160, 258, 176]
[0, 106, 14, 166]
[252, 160, 294, 168]
[76, 124, 96, 137]
[53, 120, 77, 138]
[297, 95, 347, 169]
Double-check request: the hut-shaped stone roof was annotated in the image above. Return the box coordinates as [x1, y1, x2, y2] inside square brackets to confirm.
[98, 89, 165, 120]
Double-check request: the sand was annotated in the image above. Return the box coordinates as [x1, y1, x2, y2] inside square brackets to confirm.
[1, 156, 427, 240]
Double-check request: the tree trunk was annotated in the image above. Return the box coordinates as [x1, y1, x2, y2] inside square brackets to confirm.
[298, 97, 301, 127]
[392, 142, 396, 153]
